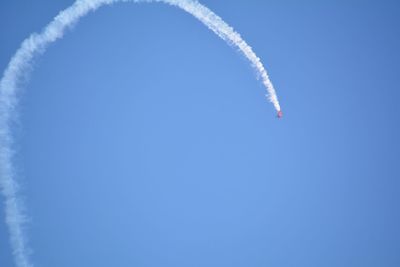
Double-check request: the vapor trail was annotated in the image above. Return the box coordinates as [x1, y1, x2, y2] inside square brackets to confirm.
[0, 0, 281, 266]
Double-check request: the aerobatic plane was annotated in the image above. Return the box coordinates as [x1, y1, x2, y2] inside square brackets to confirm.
[277, 110, 283, 118]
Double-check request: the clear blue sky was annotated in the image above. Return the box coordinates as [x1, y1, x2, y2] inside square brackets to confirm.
[1, 1, 400, 266]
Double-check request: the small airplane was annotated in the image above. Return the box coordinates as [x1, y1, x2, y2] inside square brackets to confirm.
[277, 110, 283, 118]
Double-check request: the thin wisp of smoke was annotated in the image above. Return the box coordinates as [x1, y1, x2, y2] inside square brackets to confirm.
[0, 1, 280, 266]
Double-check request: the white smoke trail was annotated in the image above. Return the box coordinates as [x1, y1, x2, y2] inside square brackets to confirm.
[0, 0, 281, 266]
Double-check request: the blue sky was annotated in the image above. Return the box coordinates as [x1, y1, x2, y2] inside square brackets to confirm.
[1, 1, 400, 266]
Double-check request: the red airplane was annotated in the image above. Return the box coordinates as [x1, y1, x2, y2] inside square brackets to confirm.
[277, 110, 283, 118]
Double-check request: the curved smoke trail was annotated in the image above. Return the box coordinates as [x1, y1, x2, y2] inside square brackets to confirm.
[0, 0, 281, 266]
